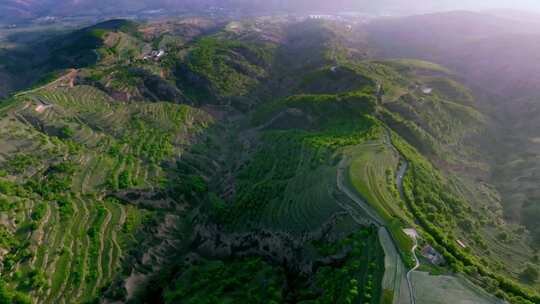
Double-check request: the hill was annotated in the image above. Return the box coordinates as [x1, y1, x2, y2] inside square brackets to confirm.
[0, 16, 538, 304]
[367, 10, 540, 259]
[3, 0, 540, 23]
[367, 11, 540, 100]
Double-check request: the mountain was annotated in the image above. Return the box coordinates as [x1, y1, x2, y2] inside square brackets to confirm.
[0, 0, 172, 22]
[0, 13, 539, 304]
[3, 0, 540, 23]
[367, 9, 540, 265]
[367, 11, 540, 99]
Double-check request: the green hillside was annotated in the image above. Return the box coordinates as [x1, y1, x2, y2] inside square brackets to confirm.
[0, 84, 211, 303]
[0, 17, 538, 304]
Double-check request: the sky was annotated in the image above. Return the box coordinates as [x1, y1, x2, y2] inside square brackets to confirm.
[162, 0, 540, 15]
[3, 0, 540, 22]
[303, 0, 540, 13]
[205, 0, 540, 13]
[422, 0, 540, 11]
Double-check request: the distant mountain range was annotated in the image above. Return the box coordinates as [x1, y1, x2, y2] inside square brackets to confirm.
[3, 0, 540, 23]
[0, 0, 166, 22]
[1, 8, 540, 303]
[366, 10, 540, 247]
[367, 10, 540, 99]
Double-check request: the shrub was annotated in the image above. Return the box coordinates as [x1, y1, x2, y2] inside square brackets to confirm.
[31, 203, 46, 221]
[58, 126, 75, 139]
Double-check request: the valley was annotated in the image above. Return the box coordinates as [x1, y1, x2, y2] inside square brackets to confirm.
[0, 11, 538, 304]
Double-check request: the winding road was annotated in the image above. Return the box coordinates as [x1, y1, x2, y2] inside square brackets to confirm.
[387, 128, 420, 304]
[404, 227, 419, 304]
[336, 127, 419, 304]
[257, 106, 421, 303]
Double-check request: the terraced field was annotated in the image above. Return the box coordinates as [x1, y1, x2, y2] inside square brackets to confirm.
[30, 198, 127, 303]
[2, 17, 538, 304]
[347, 140, 404, 221]
[345, 138, 415, 260]
[259, 151, 344, 233]
[0, 84, 211, 303]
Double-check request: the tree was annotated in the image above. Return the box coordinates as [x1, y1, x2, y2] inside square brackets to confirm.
[118, 171, 132, 189]
[0, 279, 14, 304]
[58, 126, 75, 139]
[0, 279, 31, 304]
[12, 293, 31, 304]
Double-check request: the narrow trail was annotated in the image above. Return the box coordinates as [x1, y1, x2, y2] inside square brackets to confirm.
[231, 91, 418, 303]
[337, 155, 414, 304]
[336, 126, 418, 304]
[384, 127, 420, 304]
[14, 69, 78, 97]
[406, 236, 420, 304]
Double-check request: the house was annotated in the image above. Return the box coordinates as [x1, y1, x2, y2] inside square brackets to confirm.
[421, 245, 445, 266]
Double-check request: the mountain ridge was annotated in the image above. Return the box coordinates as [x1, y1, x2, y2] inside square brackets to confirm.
[0, 14, 539, 304]
[3, 1, 540, 23]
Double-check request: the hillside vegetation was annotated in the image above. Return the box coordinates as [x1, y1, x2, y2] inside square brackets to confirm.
[0, 16, 538, 304]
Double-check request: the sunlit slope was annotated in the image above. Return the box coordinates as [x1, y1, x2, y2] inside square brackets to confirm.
[0, 84, 211, 303]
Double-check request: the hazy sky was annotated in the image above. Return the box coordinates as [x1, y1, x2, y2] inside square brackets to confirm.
[331, 0, 540, 13]
[222, 0, 540, 12]
[215, 0, 540, 14]
[3, 0, 540, 20]
[428, 0, 540, 11]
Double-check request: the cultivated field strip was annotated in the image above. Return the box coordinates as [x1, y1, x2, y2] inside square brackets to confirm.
[379, 228, 410, 304]
[257, 144, 345, 233]
[45, 198, 80, 303]
[29, 203, 52, 266]
[0, 84, 210, 303]
[20, 195, 127, 304]
[61, 197, 90, 301]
